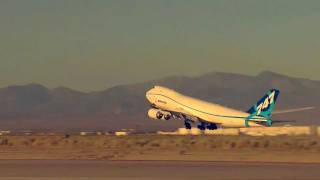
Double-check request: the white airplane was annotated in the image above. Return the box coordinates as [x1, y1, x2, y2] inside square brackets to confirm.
[146, 86, 280, 130]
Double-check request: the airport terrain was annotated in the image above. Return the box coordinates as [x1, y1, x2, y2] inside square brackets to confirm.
[1, 135, 320, 163]
[0, 160, 319, 180]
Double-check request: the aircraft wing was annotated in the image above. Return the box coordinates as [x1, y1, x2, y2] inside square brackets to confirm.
[169, 108, 200, 122]
[175, 106, 216, 124]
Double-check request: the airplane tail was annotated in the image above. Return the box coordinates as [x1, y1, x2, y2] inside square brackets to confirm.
[247, 89, 280, 119]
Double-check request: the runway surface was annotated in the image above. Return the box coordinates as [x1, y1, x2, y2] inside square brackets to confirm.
[0, 160, 319, 180]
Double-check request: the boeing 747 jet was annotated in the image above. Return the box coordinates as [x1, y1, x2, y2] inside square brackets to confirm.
[146, 86, 280, 130]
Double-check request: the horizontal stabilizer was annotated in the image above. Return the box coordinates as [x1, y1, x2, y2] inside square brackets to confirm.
[273, 107, 316, 114]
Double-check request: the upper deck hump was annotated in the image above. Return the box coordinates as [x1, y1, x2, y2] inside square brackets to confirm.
[152, 86, 181, 96]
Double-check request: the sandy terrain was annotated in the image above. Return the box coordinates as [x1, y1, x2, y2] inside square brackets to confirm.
[0, 160, 319, 180]
[0, 135, 320, 163]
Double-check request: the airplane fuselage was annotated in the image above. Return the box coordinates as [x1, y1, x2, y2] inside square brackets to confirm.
[146, 86, 267, 128]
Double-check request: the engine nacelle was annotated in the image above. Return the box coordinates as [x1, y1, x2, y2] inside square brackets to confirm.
[148, 108, 171, 120]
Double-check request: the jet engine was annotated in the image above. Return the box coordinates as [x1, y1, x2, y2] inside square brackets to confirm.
[148, 108, 172, 120]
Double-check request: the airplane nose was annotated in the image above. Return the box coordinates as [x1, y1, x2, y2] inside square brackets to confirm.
[146, 91, 151, 100]
[146, 91, 154, 103]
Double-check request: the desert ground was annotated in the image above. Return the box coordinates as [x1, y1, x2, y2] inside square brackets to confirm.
[1, 135, 320, 179]
[0, 160, 320, 180]
[1, 135, 320, 163]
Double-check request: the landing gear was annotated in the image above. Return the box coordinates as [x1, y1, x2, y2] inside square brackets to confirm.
[197, 122, 218, 130]
[180, 114, 193, 129]
[197, 125, 206, 131]
[207, 123, 218, 130]
[197, 122, 206, 131]
[184, 121, 192, 129]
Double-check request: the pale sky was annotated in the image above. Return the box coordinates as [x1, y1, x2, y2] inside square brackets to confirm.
[0, 0, 320, 91]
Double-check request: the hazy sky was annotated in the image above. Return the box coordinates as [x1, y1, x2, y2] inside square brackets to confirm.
[1, 0, 320, 91]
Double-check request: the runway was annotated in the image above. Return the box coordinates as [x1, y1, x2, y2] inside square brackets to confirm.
[0, 160, 319, 180]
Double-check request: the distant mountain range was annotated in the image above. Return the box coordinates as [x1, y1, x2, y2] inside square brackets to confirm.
[0, 71, 319, 132]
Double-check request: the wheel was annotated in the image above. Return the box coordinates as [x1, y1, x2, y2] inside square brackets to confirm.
[185, 122, 192, 129]
[197, 125, 206, 131]
[207, 123, 218, 130]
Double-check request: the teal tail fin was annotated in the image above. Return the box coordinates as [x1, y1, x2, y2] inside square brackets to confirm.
[247, 89, 280, 119]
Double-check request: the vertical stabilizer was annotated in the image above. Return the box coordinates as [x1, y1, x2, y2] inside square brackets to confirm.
[247, 89, 280, 119]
